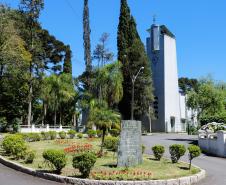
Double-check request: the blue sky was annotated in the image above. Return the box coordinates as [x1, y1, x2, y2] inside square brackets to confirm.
[4, 0, 226, 81]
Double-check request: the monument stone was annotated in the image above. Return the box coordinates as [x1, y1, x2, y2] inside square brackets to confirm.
[117, 120, 143, 167]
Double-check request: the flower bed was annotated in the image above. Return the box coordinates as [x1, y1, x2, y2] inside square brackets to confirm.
[64, 144, 93, 153]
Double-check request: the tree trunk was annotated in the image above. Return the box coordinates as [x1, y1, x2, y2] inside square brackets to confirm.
[27, 85, 32, 126]
[54, 109, 57, 126]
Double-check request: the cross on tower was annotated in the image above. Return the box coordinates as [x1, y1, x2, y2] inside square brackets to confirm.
[153, 14, 157, 24]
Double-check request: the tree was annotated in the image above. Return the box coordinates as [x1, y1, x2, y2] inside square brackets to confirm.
[83, 0, 92, 90]
[20, 0, 44, 126]
[179, 77, 198, 94]
[93, 33, 114, 68]
[117, 1, 153, 119]
[63, 45, 72, 74]
[187, 79, 225, 122]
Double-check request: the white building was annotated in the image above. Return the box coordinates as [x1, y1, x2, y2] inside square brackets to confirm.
[146, 23, 197, 132]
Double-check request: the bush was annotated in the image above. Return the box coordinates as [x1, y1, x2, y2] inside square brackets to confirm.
[87, 130, 96, 138]
[77, 133, 83, 139]
[109, 129, 120, 137]
[67, 129, 76, 139]
[103, 136, 119, 152]
[25, 150, 36, 164]
[43, 149, 67, 174]
[2, 134, 27, 159]
[96, 130, 102, 138]
[41, 131, 50, 140]
[0, 117, 7, 132]
[59, 131, 66, 139]
[72, 152, 97, 178]
[26, 133, 41, 142]
[188, 145, 201, 169]
[169, 144, 186, 163]
[152, 145, 165, 160]
[11, 118, 21, 133]
[142, 145, 146, 154]
[48, 131, 57, 140]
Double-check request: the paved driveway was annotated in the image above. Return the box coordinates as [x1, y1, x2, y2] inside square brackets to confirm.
[142, 133, 226, 185]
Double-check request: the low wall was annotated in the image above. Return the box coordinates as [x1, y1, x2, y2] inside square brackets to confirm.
[198, 130, 226, 157]
[19, 124, 71, 133]
[0, 155, 205, 185]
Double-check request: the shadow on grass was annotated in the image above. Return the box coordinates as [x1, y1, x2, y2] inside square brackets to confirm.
[147, 157, 159, 161]
[178, 166, 190, 170]
[101, 163, 117, 168]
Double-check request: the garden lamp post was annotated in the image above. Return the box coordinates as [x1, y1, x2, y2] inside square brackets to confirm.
[131, 66, 144, 120]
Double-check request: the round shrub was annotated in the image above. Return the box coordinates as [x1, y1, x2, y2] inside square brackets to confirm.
[43, 149, 67, 174]
[169, 144, 186, 163]
[27, 133, 41, 142]
[109, 129, 120, 137]
[2, 134, 27, 159]
[103, 136, 119, 152]
[72, 152, 97, 178]
[188, 145, 201, 169]
[77, 133, 83, 139]
[152, 145, 165, 160]
[48, 131, 57, 140]
[41, 131, 50, 140]
[59, 131, 66, 139]
[96, 130, 102, 138]
[87, 130, 96, 138]
[67, 129, 76, 139]
[25, 150, 36, 164]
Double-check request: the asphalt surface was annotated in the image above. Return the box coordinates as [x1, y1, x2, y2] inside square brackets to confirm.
[0, 134, 225, 185]
[142, 133, 226, 185]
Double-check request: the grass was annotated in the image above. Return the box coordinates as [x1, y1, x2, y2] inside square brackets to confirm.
[0, 137, 200, 180]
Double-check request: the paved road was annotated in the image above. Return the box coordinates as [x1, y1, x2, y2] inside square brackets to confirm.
[142, 133, 226, 185]
[0, 163, 63, 185]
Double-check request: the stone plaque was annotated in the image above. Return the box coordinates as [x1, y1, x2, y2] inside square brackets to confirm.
[117, 120, 143, 167]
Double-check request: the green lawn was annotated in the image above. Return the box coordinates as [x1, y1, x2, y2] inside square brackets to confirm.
[0, 138, 200, 180]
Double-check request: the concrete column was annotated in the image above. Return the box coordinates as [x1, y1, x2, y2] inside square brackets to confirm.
[216, 131, 226, 157]
[59, 125, 63, 131]
[31, 124, 35, 133]
[46, 124, 49, 132]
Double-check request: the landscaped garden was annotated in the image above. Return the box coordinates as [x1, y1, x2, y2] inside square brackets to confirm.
[0, 131, 201, 181]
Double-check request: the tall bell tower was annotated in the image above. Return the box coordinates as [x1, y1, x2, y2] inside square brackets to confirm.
[146, 23, 182, 132]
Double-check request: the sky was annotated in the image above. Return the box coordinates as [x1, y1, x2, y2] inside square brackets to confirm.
[3, 0, 226, 82]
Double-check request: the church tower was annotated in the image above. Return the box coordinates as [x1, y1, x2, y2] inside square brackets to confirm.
[146, 23, 182, 132]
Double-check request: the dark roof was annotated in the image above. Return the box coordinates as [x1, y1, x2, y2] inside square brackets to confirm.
[160, 25, 175, 38]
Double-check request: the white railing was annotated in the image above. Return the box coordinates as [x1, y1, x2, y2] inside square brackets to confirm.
[19, 124, 72, 133]
[198, 130, 226, 157]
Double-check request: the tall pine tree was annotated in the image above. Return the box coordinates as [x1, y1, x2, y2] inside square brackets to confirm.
[118, 0, 153, 120]
[63, 45, 72, 74]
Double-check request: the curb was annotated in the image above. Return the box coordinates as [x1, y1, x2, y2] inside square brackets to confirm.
[0, 155, 205, 185]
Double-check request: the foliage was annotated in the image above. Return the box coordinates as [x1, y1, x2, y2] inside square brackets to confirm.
[200, 113, 226, 126]
[142, 144, 146, 154]
[42, 149, 67, 174]
[21, 133, 41, 142]
[96, 130, 102, 138]
[169, 144, 186, 163]
[103, 136, 119, 152]
[77, 133, 83, 139]
[41, 131, 50, 140]
[187, 125, 199, 135]
[0, 117, 7, 132]
[2, 134, 27, 159]
[178, 77, 198, 94]
[25, 150, 36, 164]
[48, 131, 57, 140]
[117, 0, 153, 119]
[72, 152, 97, 178]
[87, 129, 97, 138]
[109, 129, 120, 137]
[188, 145, 201, 170]
[67, 129, 76, 139]
[152, 145, 165, 161]
[59, 131, 66, 139]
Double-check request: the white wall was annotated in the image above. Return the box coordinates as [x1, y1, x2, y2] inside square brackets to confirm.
[163, 35, 181, 132]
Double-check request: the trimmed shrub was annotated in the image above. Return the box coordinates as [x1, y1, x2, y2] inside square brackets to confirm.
[67, 129, 76, 139]
[41, 131, 50, 140]
[87, 130, 96, 138]
[103, 136, 119, 152]
[25, 150, 36, 164]
[59, 131, 66, 139]
[43, 149, 67, 174]
[11, 118, 21, 133]
[48, 131, 57, 140]
[72, 152, 97, 178]
[77, 133, 83, 139]
[142, 145, 146, 154]
[27, 133, 41, 142]
[2, 134, 27, 159]
[109, 129, 120, 137]
[169, 144, 186, 163]
[188, 145, 201, 169]
[152, 145, 165, 160]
